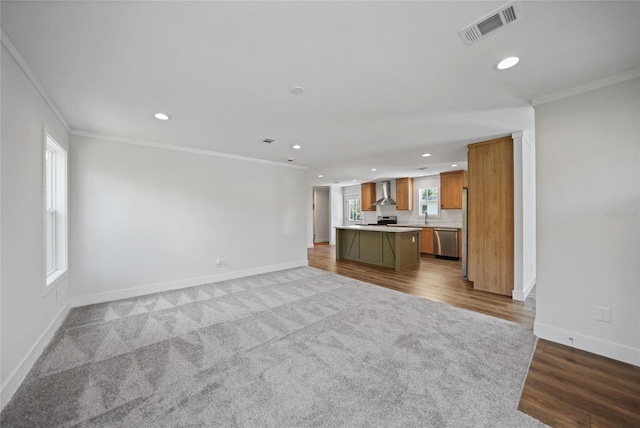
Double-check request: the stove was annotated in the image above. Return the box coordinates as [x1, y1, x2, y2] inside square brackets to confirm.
[367, 215, 398, 226]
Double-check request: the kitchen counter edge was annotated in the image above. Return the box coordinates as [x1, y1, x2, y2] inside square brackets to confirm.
[334, 226, 422, 233]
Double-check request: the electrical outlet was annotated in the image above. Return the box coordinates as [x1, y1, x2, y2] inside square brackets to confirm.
[215, 259, 221, 268]
[595, 306, 611, 323]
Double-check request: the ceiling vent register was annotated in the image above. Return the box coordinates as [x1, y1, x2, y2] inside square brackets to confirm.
[458, 1, 523, 45]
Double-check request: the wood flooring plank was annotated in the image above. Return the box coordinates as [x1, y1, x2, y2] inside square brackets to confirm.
[518, 377, 591, 427]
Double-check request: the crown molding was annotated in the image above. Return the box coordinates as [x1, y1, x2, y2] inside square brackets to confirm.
[1, 29, 71, 133]
[70, 129, 308, 170]
[532, 68, 640, 106]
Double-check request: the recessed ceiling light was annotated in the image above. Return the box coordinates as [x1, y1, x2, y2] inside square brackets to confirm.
[497, 56, 519, 70]
[318, 175, 323, 178]
[292, 144, 302, 150]
[371, 168, 377, 171]
[287, 158, 294, 162]
[451, 164, 458, 167]
[352, 180, 357, 182]
[154, 113, 171, 121]
[422, 153, 432, 157]
[290, 86, 305, 95]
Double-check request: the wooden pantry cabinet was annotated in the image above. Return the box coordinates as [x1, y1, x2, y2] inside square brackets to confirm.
[395, 177, 413, 211]
[361, 183, 377, 211]
[440, 170, 467, 209]
[467, 136, 514, 296]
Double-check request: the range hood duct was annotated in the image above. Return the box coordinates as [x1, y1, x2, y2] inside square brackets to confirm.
[373, 181, 396, 206]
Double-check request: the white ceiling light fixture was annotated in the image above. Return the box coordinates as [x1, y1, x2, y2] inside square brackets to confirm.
[371, 168, 377, 171]
[422, 153, 432, 157]
[154, 112, 171, 121]
[290, 86, 305, 95]
[292, 144, 302, 149]
[318, 175, 323, 178]
[451, 163, 458, 167]
[497, 56, 520, 70]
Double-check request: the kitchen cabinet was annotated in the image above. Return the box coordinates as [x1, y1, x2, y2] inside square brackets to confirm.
[420, 227, 433, 254]
[395, 177, 413, 210]
[467, 136, 514, 296]
[440, 170, 467, 209]
[361, 183, 376, 211]
[335, 226, 421, 271]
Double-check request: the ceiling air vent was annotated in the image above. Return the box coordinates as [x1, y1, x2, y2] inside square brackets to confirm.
[458, 1, 523, 45]
[261, 138, 276, 144]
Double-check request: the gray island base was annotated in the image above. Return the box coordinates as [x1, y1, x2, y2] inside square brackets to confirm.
[335, 226, 422, 271]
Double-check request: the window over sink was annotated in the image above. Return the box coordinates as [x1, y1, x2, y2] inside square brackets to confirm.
[418, 187, 439, 218]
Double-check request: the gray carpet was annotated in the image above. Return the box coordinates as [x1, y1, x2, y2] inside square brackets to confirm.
[1, 267, 542, 427]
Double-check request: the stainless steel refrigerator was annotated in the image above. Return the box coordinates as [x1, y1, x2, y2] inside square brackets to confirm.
[462, 187, 469, 280]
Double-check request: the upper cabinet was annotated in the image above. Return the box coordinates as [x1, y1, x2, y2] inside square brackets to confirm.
[395, 177, 413, 210]
[361, 182, 376, 211]
[440, 170, 467, 209]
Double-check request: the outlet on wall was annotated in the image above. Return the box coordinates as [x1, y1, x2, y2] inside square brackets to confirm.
[595, 306, 611, 323]
[215, 259, 221, 268]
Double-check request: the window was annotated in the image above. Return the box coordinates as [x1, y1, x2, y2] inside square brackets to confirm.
[45, 132, 67, 287]
[418, 187, 439, 218]
[345, 196, 362, 224]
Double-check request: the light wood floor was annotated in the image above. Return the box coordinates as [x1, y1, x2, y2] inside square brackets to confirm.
[308, 244, 640, 427]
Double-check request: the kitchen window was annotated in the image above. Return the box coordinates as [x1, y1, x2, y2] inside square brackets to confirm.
[418, 187, 439, 218]
[345, 196, 362, 224]
[45, 132, 68, 288]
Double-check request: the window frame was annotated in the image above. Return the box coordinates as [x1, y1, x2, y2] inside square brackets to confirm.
[417, 186, 440, 219]
[344, 194, 362, 225]
[43, 129, 68, 291]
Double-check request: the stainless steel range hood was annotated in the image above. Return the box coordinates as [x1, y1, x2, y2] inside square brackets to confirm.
[373, 181, 396, 206]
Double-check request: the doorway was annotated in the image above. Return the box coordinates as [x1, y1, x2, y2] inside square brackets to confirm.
[313, 187, 330, 243]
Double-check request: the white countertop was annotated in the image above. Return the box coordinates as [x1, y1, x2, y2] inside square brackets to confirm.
[396, 222, 462, 229]
[335, 225, 422, 233]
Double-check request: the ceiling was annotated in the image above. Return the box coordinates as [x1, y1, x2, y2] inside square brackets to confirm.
[3, 1, 639, 186]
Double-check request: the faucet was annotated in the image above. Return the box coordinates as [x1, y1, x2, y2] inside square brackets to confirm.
[424, 210, 429, 225]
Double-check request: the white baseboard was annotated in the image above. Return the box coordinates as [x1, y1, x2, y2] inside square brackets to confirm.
[71, 260, 309, 308]
[523, 275, 536, 299]
[534, 322, 640, 367]
[1, 299, 71, 410]
[513, 275, 536, 301]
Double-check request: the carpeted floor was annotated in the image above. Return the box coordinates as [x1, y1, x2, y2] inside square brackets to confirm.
[1, 267, 542, 427]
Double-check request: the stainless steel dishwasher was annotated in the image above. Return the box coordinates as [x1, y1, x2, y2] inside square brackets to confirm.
[433, 228, 459, 259]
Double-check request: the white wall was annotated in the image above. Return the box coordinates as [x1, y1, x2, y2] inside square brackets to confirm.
[522, 129, 536, 298]
[535, 76, 640, 365]
[1, 44, 71, 407]
[306, 186, 314, 248]
[69, 134, 308, 304]
[512, 130, 537, 301]
[329, 186, 343, 245]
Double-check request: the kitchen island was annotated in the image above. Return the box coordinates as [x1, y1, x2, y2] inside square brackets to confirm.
[335, 225, 421, 271]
